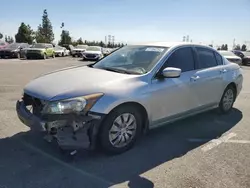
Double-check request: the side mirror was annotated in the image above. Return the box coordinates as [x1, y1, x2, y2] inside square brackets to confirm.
[162, 67, 181, 78]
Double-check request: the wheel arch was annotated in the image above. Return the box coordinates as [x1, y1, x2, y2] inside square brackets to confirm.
[102, 101, 149, 133]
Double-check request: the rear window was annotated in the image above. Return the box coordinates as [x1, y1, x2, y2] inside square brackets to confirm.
[215, 53, 223, 65]
[196, 47, 218, 69]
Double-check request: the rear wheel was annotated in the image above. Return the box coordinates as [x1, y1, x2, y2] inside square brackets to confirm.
[99, 105, 142, 154]
[218, 85, 236, 113]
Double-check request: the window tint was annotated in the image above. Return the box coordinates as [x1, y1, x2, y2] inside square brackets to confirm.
[196, 48, 217, 68]
[215, 53, 223, 65]
[165, 47, 195, 72]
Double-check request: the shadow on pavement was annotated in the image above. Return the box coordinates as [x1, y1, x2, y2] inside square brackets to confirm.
[0, 108, 243, 188]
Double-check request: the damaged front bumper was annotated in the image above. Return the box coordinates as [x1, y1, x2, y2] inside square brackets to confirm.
[16, 100, 105, 150]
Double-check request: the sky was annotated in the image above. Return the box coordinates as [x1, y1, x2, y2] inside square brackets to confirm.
[0, 0, 250, 49]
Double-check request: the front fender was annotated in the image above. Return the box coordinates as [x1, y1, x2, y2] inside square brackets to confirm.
[90, 93, 150, 116]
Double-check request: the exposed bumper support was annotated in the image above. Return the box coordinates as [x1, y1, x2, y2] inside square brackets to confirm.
[16, 100, 105, 150]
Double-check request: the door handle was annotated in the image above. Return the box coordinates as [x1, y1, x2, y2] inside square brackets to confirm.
[190, 75, 200, 82]
[220, 69, 227, 74]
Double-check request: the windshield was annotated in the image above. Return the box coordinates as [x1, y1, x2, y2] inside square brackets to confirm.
[219, 51, 235, 56]
[243, 51, 250, 56]
[32, 43, 46, 48]
[92, 45, 168, 74]
[86, 46, 101, 51]
[76, 45, 88, 49]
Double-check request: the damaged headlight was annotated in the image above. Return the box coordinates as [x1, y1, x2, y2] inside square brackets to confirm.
[42, 93, 103, 114]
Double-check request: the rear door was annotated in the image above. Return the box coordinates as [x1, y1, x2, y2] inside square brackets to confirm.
[192, 47, 224, 106]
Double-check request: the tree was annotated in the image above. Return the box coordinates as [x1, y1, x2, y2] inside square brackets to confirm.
[221, 44, 225, 50]
[58, 30, 72, 45]
[99, 41, 104, 47]
[36, 9, 54, 43]
[241, 44, 247, 51]
[0, 33, 3, 39]
[224, 44, 228, 50]
[15, 22, 34, 44]
[208, 44, 213, 47]
[76, 37, 84, 44]
[234, 44, 241, 50]
[4, 35, 14, 43]
[217, 47, 221, 50]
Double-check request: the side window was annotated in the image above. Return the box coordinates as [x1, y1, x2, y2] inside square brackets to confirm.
[165, 47, 195, 72]
[215, 52, 223, 65]
[196, 47, 218, 69]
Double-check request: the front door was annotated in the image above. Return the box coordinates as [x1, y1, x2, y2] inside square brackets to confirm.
[149, 47, 199, 126]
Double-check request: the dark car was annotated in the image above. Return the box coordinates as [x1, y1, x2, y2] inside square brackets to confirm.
[0, 43, 30, 58]
[232, 50, 250, 65]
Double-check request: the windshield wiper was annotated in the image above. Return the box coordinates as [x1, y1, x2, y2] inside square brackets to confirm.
[102, 67, 141, 75]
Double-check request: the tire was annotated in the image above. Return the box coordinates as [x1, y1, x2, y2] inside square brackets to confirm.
[218, 85, 236, 114]
[99, 105, 143, 154]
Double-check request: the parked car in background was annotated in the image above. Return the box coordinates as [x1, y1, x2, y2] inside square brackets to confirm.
[25, 43, 55, 59]
[218, 50, 242, 65]
[102, 48, 111, 56]
[54, 45, 69, 57]
[71, 45, 88, 57]
[16, 42, 243, 154]
[232, 50, 250, 65]
[0, 43, 30, 58]
[0, 41, 8, 50]
[82, 46, 103, 60]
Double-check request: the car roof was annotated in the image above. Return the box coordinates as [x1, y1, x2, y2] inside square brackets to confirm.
[129, 41, 213, 49]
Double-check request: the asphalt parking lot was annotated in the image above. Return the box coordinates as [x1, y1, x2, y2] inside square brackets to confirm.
[0, 57, 250, 188]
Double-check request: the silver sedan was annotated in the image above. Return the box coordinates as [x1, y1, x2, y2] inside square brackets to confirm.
[16, 42, 243, 154]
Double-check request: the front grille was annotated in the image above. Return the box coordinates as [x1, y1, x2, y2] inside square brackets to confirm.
[0, 51, 12, 56]
[23, 93, 44, 116]
[86, 54, 96, 58]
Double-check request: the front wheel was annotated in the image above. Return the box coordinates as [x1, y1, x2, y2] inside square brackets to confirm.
[218, 85, 236, 113]
[99, 105, 142, 154]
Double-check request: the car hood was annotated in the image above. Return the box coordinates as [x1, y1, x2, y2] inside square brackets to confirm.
[72, 48, 86, 51]
[224, 56, 241, 59]
[84, 50, 102, 54]
[0, 48, 16, 51]
[24, 66, 139, 101]
[26, 48, 45, 51]
[55, 49, 63, 52]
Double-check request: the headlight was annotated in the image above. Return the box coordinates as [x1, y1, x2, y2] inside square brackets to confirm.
[42, 93, 103, 114]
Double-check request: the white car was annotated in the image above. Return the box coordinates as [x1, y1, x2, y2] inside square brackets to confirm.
[54, 46, 69, 57]
[218, 50, 242, 65]
[71, 45, 88, 57]
[82, 46, 104, 60]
